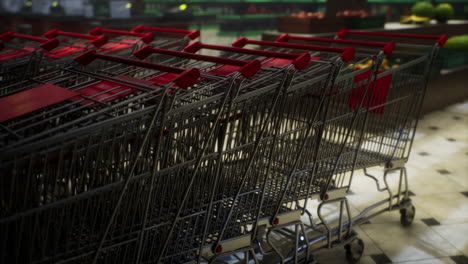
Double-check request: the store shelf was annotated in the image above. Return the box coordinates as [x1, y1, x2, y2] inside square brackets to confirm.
[218, 13, 285, 20]
[144, 0, 326, 3]
[368, 0, 419, 3]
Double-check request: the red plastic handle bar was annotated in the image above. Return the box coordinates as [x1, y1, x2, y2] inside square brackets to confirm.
[134, 45, 261, 78]
[232, 37, 355, 63]
[133, 25, 200, 40]
[89, 27, 155, 44]
[0, 31, 59, 51]
[74, 50, 199, 89]
[184, 41, 311, 70]
[337, 29, 448, 47]
[43, 29, 109, 48]
[276, 34, 395, 56]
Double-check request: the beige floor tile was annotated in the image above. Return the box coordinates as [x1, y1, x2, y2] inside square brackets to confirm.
[411, 193, 468, 224]
[355, 225, 385, 256]
[394, 257, 457, 264]
[406, 169, 466, 195]
[431, 223, 468, 256]
[361, 222, 462, 262]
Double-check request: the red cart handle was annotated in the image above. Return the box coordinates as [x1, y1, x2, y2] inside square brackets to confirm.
[43, 29, 109, 48]
[89, 27, 155, 44]
[134, 45, 261, 78]
[74, 50, 199, 89]
[133, 25, 200, 40]
[0, 31, 59, 51]
[184, 41, 311, 70]
[232, 37, 355, 63]
[276, 34, 395, 56]
[337, 29, 448, 47]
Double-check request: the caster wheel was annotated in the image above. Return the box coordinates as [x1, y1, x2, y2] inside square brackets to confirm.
[400, 205, 416, 227]
[345, 238, 364, 264]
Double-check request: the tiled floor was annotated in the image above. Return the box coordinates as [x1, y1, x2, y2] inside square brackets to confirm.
[312, 101, 468, 264]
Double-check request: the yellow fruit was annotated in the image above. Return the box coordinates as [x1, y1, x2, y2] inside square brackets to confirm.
[400, 15, 412, 24]
[355, 63, 370, 69]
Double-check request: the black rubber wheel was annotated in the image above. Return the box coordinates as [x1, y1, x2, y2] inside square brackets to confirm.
[345, 238, 364, 264]
[400, 205, 416, 227]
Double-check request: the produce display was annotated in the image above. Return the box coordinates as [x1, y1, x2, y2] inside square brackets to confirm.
[444, 35, 468, 51]
[440, 35, 468, 69]
[400, 15, 430, 24]
[336, 10, 369, 18]
[402, 2, 454, 24]
[289, 11, 324, 19]
[288, 10, 369, 19]
[410, 1, 435, 18]
[401, 1, 434, 24]
[434, 3, 454, 23]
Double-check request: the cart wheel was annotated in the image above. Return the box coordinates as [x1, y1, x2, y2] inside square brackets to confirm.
[400, 205, 416, 227]
[345, 238, 364, 264]
[305, 255, 318, 264]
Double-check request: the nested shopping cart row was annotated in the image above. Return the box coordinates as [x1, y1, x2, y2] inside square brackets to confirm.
[0, 39, 334, 263]
[0, 29, 446, 264]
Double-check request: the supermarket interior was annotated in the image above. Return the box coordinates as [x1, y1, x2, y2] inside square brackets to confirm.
[0, 0, 467, 263]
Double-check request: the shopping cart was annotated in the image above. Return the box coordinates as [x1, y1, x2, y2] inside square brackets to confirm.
[248, 31, 446, 263]
[40, 30, 111, 73]
[0, 32, 60, 87]
[132, 25, 200, 50]
[328, 29, 447, 229]
[43, 29, 159, 76]
[89, 27, 156, 50]
[87, 26, 197, 65]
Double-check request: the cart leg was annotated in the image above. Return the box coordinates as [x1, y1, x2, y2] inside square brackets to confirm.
[397, 167, 415, 226]
[317, 197, 354, 249]
[315, 197, 366, 264]
[383, 166, 415, 226]
[265, 221, 310, 264]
